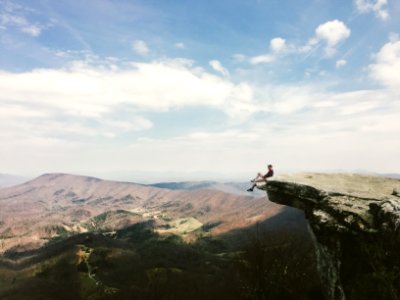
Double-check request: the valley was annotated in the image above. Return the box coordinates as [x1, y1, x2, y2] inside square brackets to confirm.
[0, 173, 289, 255]
[0, 173, 321, 299]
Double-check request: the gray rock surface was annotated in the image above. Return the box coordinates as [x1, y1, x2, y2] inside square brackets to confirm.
[259, 173, 400, 300]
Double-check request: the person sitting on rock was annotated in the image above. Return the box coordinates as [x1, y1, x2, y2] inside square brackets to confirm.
[247, 164, 274, 192]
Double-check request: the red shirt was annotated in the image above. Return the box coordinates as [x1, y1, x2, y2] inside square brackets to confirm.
[264, 169, 274, 178]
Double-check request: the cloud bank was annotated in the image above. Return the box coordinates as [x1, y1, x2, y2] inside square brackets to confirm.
[1, 35, 399, 175]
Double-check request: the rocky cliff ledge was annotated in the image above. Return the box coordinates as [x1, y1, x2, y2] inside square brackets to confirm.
[259, 173, 400, 300]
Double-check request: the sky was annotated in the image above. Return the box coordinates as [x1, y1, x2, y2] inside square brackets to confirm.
[0, 0, 399, 181]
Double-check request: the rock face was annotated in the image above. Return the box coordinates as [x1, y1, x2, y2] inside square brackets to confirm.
[259, 173, 400, 300]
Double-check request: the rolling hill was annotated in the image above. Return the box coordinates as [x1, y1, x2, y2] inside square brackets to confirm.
[0, 173, 302, 255]
[0, 173, 316, 300]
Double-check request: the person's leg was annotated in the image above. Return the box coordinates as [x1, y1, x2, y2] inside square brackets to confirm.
[247, 178, 260, 191]
[247, 183, 256, 192]
[251, 173, 264, 182]
[248, 177, 269, 191]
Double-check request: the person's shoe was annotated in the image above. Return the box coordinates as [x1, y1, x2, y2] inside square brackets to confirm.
[250, 179, 255, 183]
[247, 188, 253, 192]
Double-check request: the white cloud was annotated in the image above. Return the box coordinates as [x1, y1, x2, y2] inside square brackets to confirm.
[369, 39, 400, 88]
[1, 75, 399, 176]
[270, 37, 286, 53]
[0, 13, 42, 36]
[209, 60, 229, 77]
[298, 21, 351, 58]
[250, 22, 350, 64]
[336, 59, 347, 68]
[355, 0, 389, 20]
[0, 102, 152, 142]
[0, 58, 257, 127]
[124, 85, 400, 175]
[132, 40, 149, 55]
[315, 20, 351, 56]
[232, 53, 246, 62]
[250, 54, 275, 65]
[1, 53, 399, 176]
[249, 37, 286, 65]
[258, 85, 324, 114]
[21, 24, 41, 36]
[174, 42, 185, 49]
[299, 37, 319, 54]
[249, 21, 350, 64]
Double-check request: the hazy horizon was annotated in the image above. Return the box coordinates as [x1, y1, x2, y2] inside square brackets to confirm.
[1, 0, 399, 176]
[2, 168, 399, 186]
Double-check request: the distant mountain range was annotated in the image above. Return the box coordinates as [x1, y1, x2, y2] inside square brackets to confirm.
[382, 173, 400, 179]
[0, 174, 29, 188]
[148, 180, 265, 197]
[0, 173, 303, 255]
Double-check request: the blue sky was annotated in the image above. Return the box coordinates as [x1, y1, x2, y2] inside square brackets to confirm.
[0, 0, 399, 181]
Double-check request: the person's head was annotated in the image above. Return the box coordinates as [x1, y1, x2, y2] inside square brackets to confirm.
[268, 164, 273, 169]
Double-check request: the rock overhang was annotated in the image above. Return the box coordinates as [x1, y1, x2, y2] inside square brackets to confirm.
[258, 173, 400, 300]
[260, 173, 400, 234]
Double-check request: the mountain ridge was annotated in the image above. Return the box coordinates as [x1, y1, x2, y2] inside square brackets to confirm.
[0, 173, 298, 256]
[0, 172, 316, 300]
